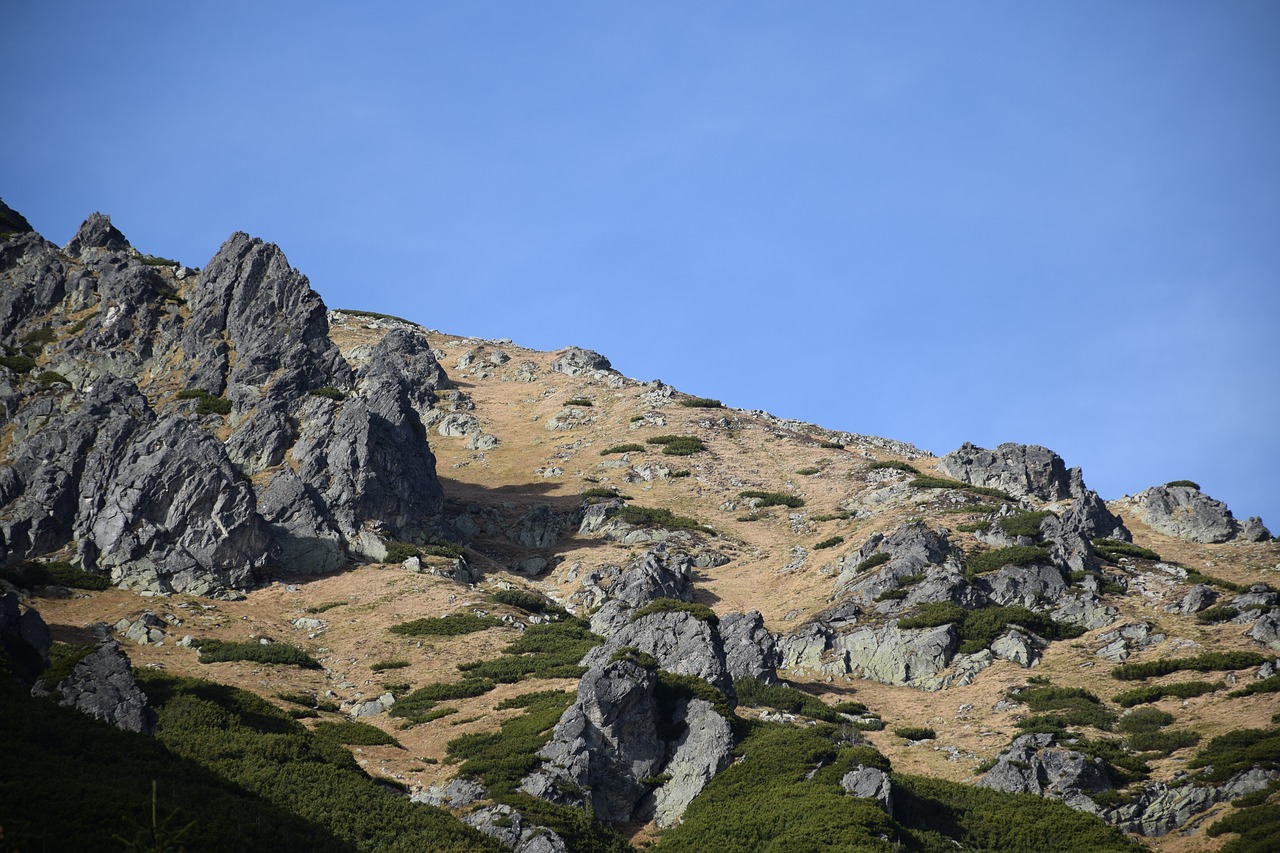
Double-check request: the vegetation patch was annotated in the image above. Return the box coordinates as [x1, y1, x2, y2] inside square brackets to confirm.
[796, 467, 821, 476]
[631, 598, 717, 625]
[0, 560, 109, 591]
[867, 460, 919, 474]
[646, 434, 707, 456]
[389, 613, 504, 637]
[1, 354, 37, 373]
[492, 588, 563, 615]
[599, 443, 644, 455]
[312, 720, 401, 747]
[957, 521, 992, 533]
[998, 510, 1054, 538]
[894, 726, 936, 741]
[369, 660, 410, 673]
[1013, 685, 1116, 733]
[739, 490, 805, 508]
[910, 476, 1014, 501]
[193, 639, 321, 669]
[1111, 652, 1269, 681]
[854, 552, 892, 572]
[175, 388, 233, 415]
[1166, 480, 1201, 490]
[679, 397, 723, 408]
[1092, 538, 1161, 563]
[36, 370, 70, 388]
[334, 308, 421, 326]
[813, 535, 845, 550]
[819, 440, 845, 449]
[309, 386, 346, 401]
[1189, 726, 1280, 783]
[899, 603, 1083, 654]
[965, 545, 1052, 576]
[1229, 675, 1280, 698]
[733, 677, 852, 723]
[1112, 681, 1220, 707]
[615, 504, 713, 533]
[457, 618, 603, 686]
[305, 601, 347, 614]
[811, 510, 852, 522]
[1197, 605, 1240, 624]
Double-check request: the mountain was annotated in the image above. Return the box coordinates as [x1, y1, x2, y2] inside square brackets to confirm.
[2, 204, 1277, 853]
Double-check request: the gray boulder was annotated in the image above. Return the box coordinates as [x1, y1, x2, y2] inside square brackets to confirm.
[990, 628, 1045, 667]
[937, 442, 1077, 501]
[1174, 584, 1218, 614]
[549, 347, 613, 376]
[718, 610, 781, 683]
[0, 593, 51, 664]
[63, 213, 130, 257]
[979, 562, 1067, 610]
[581, 609, 734, 697]
[38, 640, 155, 734]
[1123, 484, 1251, 543]
[977, 733, 1112, 812]
[465, 804, 568, 853]
[1104, 768, 1280, 836]
[840, 766, 893, 813]
[1238, 516, 1272, 542]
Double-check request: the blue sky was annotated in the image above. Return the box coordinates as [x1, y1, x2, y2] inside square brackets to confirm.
[4, 2, 1278, 525]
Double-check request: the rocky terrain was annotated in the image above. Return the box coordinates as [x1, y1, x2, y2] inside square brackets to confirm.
[2, 201, 1278, 852]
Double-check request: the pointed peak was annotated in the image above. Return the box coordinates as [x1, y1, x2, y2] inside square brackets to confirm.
[0, 198, 34, 234]
[64, 212, 130, 257]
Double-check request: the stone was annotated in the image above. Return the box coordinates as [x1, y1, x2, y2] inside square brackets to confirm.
[979, 562, 1067, 610]
[1247, 610, 1280, 653]
[1104, 768, 1280, 836]
[39, 639, 155, 734]
[1176, 584, 1218, 614]
[990, 628, 1045, 667]
[718, 611, 781, 683]
[937, 442, 1078, 501]
[977, 733, 1112, 812]
[465, 804, 569, 853]
[549, 347, 613, 376]
[581, 609, 734, 697]
[63, 213, 130, 257]
[1238, 516, 1272, 542]
[840, 766, 893, 813]
[1121, 484, 1249, 544]
[411, 776, 485, 809]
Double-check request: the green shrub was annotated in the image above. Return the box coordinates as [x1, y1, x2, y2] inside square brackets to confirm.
[193, 639, 320, 669]
[0, 354, 37, 373]
[1127, 729, 1201, 755]
[898, 603, 1083, 654]
[276, 691, 331, 709]
[813, 536, 844, 550]
[1092, 538, 1161, 562]
[679, 397, 723, 408]
[796, 467, 821, 476]
[309, 386, 346, 401]
[998, 510, 1054, 538]
[369, 660, 410, 673]
[610, 646, 659, 668]
[334, 308, 421, 326]
[819, 441, 845, 450]
[139, 254, 180, 266]
[305, 601, 347, 614]
[895, 726, 936, 740]
[739, 490, 805, 508]
[1116, 707, 1174, 733]
[22, 326, 56, 345]
[1014, 685, 1116, 732]
[383, 541, 421, 562]
[615, 504, 712, 533]
[1112, 681, 1220, 707]
[631, 598, 717, 625]
[40, 642, 96, 687]
[492, 589, 559, 614]
[457, 619, 602, 686]
[389, 613, 504, 637]
[1111, 652, 1268, 681]
[910, 476, 1014, 501]
[1166, 480, 1201, 490]
[733, 677, 848, 723]
[1207, 802, 1280, 852]
[423, 542, 466, 559]
[36, 370, 70, 388]
[646, 434, 708, 456]
[957, 520, 992, 533]
[670, 469, 692, 478]
[565, 398, 593, 407]
[1229, 675, 1280, 698]
[4, 560, 112, 591]
[811, 511, 852, 522]
[599, 443, 644, 455]
[1197, 605, 1240, 623]
[629, 414, 646, 422]
[1189, 726, 1280, 783]
[391, 679, 496, 721]
[1184, 568, 1249, 593]
[312, 720, 401, 747]
[875, 588, 910, 602]
[175, 388, 233, 415]
[854, 552, 892, 572]
[966, 545, 1052, 576]
[867, 460, 919, 474]
[942, 502, 1000, 515]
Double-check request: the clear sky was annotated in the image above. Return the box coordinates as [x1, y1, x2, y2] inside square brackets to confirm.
[3, 2, 1278, 526]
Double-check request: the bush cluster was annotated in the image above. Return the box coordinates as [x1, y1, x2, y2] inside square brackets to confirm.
[194, 639, 321, 669]
[1013, 685, 1116, 733]
[998, 510, 1054, 538]
[646, 434, 707, 455]
[894, 726, 936, 741]
[965, 545, 1052, 576]
[867, 460, 919, 474]
[899, 603, 1083, 654]
[631, 598, 717, 625]
[679, 397, 723, 408]
[1092, 538, 1161, 563]
[312, 720, 401, 747]
[854, 552, 892, 572]
[1111, 652, 1268, 681]
[388, 613, 504, 637]
[813, 536, 844, 550]
[599, 443, 644, 455]
[739, 490, 805, 508]
[909, 476, 1014, 501]
[1112, 681, 1220, 707]
[615, 504, 712, 533]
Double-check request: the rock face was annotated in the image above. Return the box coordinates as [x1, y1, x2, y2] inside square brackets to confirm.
[39, 639, 155, 734]
[581, 610, 735, 697]
[548, 347, 613, 376]
[1104, 768, 1280, 836]
[0, 209, 449, 592]
[718, 611, 781, 683]
[520, 658, 734, 827]
[780, 621, 958, 687]
[465, 804, 568, 853]
[977, 733, 1112, 812]
[0, 592, 51, 665]
[1121, 484, 1265, 544]
[938, 442, 1077, 502]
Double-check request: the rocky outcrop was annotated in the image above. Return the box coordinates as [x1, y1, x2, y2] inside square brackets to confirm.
[1104, 768, 1280, 836]
[978, 562, 1067, 610]
[718, 610, 781, 683]
[841, 766, 893, 813]
[1119, 484, 1264, 544]
[520, 657, 734, 827]
[780, 621, 957, 687]
[977, 732, 1112, 812]
[549, 347, 613, 377]
[581, 609, 734, 697]
[1, 208, 450, 591]
[465, 804, 568, 853]
[836, 521, 965, 600]
[938, 442, 1077, 502]
[36, 639, 155, 734]
[579, 546, 693, 635]
[0, 592, 51, 665]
